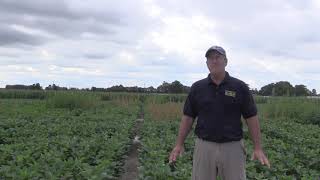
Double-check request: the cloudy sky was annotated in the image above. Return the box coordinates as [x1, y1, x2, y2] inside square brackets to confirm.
[1, 0, 319, 92]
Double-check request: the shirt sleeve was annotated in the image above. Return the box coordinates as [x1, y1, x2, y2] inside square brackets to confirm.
[183, 85, 198, 118]
[241, 83, 257, 119]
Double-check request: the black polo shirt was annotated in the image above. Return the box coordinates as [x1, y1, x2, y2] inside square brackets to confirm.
[183, 72, 257, 143]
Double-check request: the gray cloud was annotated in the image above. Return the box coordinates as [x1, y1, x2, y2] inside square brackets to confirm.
[0, 59, 37, 66]
[0, 25, 46, 46]
[0, 1, 78, 20]
[0, 0, 125, 24]
[83, 54, 108, 60]
[154, 0, 320, 61]
[0, 53, 20, 58]
[0, 1, 149, 48]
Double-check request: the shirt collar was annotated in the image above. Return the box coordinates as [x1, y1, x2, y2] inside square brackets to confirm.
[207, 71, 230, 85]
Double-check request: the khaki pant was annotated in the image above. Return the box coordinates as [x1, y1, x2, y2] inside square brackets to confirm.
[192, 138, 246, 180]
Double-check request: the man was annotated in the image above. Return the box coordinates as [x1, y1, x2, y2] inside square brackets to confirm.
[169, 46, 270, 180]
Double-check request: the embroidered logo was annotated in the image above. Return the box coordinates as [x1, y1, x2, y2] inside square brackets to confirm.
[225, 90, 236, 97]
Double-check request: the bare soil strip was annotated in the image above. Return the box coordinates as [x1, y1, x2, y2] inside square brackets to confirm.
[119, 112, 144, 180]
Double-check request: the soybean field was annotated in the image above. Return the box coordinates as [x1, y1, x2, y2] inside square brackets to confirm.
[0, 90, 319, 179]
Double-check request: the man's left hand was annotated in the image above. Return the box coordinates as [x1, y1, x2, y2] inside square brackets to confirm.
[251, 148, 271, 168]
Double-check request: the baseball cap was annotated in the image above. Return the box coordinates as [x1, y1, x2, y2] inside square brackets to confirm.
[205, 46, 227, 58]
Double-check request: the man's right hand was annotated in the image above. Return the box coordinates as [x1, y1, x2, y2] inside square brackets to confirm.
[169, 145, 185, 163]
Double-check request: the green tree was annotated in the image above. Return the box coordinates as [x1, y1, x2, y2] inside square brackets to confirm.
[274, 81, 294, 96]
[294, 85, 310, 96]
[157, 81, 170, 93]
[31, 83, 42, 90]
[259, 83, 275, 96]
[169, 80, 184, 93]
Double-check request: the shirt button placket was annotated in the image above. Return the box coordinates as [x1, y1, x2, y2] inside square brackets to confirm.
[215, 86, 218, 96]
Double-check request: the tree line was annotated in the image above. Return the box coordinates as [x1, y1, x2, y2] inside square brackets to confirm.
[3, 80, 318, 96]
[253, 81, 317, 96]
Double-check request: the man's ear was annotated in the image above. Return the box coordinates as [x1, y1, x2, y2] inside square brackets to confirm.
[225, 58, 228, 66]
[206, 60, 211, 70]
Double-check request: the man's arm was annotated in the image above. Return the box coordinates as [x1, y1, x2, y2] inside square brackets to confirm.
[245, 115, 270, 168]
[175, 115, 194, 147]
[169, 115, 194, 163]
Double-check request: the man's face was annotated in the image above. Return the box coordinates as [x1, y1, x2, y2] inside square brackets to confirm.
[206, 51, 227, 74]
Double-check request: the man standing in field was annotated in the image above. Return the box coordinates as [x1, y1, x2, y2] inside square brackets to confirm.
[169, 46, 270, 179]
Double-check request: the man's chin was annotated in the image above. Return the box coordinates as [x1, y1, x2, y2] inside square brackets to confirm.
[210, 70, 224, 74]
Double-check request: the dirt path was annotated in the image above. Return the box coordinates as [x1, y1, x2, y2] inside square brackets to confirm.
[119, 111, 144, 180]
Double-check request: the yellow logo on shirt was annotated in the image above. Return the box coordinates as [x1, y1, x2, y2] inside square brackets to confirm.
[225, 90, 236, 97]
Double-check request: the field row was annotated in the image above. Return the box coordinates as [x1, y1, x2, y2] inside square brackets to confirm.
[0, 98, 138, 179]
[139, 96, 320, 179]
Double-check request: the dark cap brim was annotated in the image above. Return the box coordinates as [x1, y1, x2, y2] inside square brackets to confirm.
[205, 49, 225, 58]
